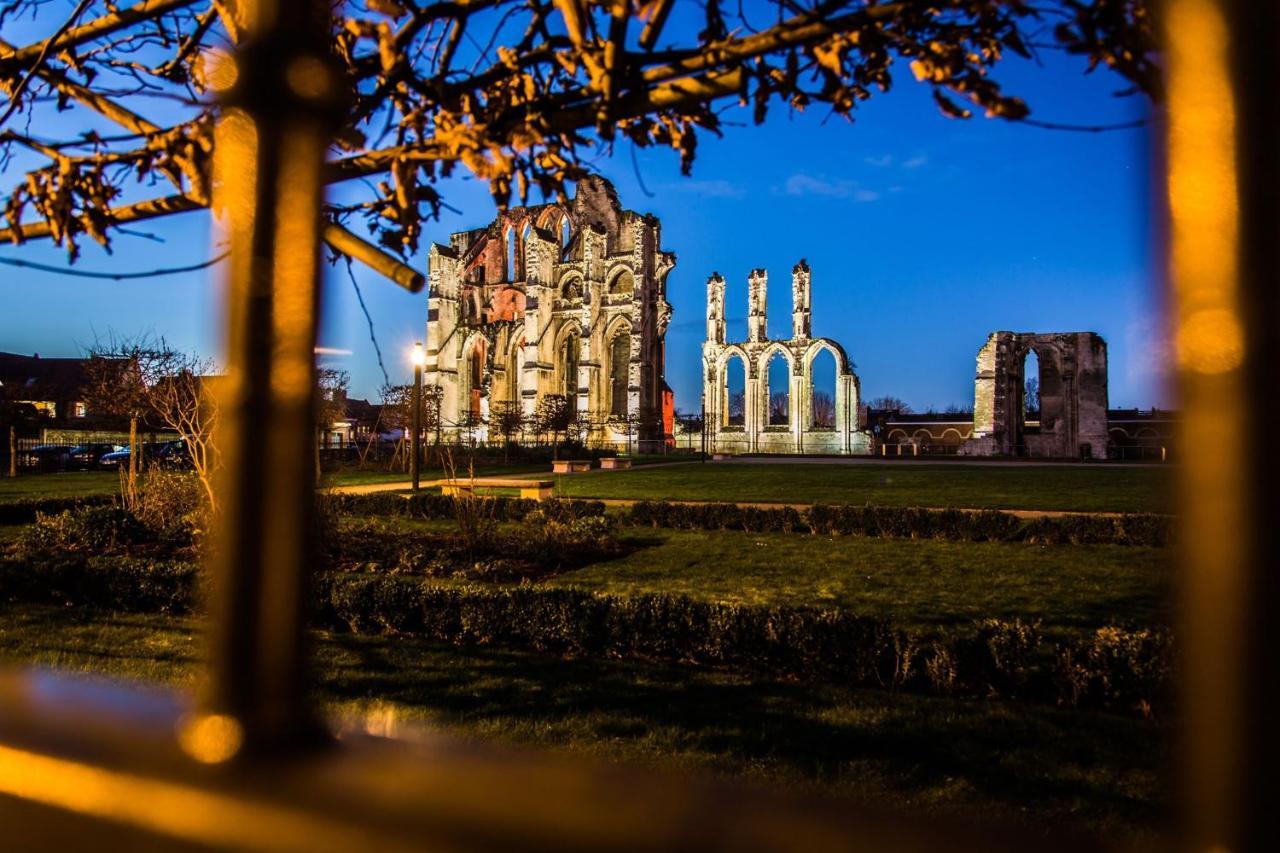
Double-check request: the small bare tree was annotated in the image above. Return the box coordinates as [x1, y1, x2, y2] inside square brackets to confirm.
[812, 391, 836, 428]
[868, 396, 913, 414]
[85, 334, 219, 511]
[768, 391, 789, 425]
[727, 391, 746, 426]
[490, 401, 524, 463]
[534, 394, 573, 460]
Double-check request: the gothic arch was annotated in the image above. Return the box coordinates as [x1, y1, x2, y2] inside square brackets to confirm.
[756, 342, 795, 377]
[718, 350, 749, 428]
[606, 265, 636, 296]
[558, 270, 584, 300]
[460, 332, 489, 421]
[605, 317, 633, 418]
[553, 319, 583, 410]
[498, 325, 526, 405]
[802, 339, 850, 376]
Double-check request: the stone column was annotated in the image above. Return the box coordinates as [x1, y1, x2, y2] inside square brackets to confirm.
[791, 361, 805, 452]
[746, 370, 762, 453]
[748, 268, 768, 343]
[791, 260, 811, 340]
[838, 373, 853, 453]
[707, 273, 726, 344]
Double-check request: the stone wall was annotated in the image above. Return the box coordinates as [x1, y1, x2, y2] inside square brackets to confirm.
[963, 331, 1109, 459]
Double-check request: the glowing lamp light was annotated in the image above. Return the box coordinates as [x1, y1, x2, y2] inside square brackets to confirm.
[411, 342, 426, 368]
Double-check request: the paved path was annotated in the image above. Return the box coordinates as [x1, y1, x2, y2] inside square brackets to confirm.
[324, 479, 1144, 518]
[708, 456, 1165, 470]
[325, 479, 443, 494]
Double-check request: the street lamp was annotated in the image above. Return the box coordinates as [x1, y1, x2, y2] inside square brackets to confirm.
[411, 342, 425, 492]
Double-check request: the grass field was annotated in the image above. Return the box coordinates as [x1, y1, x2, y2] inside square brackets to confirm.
[0, 471, 119, 502]
[557, 529, 1168, 637]
[4, 461, 1172, 513]
[369, 517, 1169, 638]
[554, 462, 1171, 513]
[0, 603, 1170, 838]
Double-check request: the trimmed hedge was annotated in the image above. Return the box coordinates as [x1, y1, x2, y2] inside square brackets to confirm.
[324, 493, 1172, 547]
[0, 495, 114, 526]
[627, 500, 1172, 546]
[324, 492, 607, 523]
[0, 554, 197, 614]
[0, 554, 1172, 715]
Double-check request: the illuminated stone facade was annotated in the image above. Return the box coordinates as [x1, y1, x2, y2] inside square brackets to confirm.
[962, 331, 1110, 459]
[701, 261, 872, 455]
[424, 177, 675, 449]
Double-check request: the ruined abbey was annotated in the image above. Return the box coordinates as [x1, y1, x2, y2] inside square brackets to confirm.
[424, 174, 1115, 461]
[424, 176, 675, 450]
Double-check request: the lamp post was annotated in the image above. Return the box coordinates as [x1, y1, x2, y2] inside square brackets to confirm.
[411, 342, 425, 492]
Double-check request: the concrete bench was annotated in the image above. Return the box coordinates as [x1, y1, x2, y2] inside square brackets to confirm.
[440, 478, 553, 501]
[599, 457, 632, 470]
[551, 459, 592, 474]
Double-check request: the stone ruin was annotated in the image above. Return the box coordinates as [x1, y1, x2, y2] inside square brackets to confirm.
[701, 261, 872, 455]
[424, 175, 675, 450]
[961, 331, 1110, 459]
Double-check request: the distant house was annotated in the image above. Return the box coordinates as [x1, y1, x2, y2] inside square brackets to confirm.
[319, 392, 384, 449]
[0, 352, 95, 422]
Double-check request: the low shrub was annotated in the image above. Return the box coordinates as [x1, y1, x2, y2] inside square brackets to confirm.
[0, 552, 1172, 715]
[521, 510, 624, 572]
[949, 618, 1041, 697]
[1055, 626, 1175, 714]
[0, 553, 197, 614]
[632, 501, 1167, 547]
[11, 505, 152, 560]
[134, 470, 207, 539]
[322, 492, 607, 524]
[0, 495, 114, 526]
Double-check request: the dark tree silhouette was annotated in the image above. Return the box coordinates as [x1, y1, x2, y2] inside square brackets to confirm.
[0, 1, 1158, 273]
[811, 391, 835, 428]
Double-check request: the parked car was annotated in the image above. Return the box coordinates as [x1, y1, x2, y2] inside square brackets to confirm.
[153, 440, 192, 469]
[18, 445, 71, 472]
[99, 440, 192, 471]
[68, 443, 123, 470]
[98, 446, 133, 469]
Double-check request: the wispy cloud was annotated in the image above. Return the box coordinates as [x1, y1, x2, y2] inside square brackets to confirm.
[777, 173, 879, 202]
[665, 179, 747, 200]
[863, 153, 928, 170]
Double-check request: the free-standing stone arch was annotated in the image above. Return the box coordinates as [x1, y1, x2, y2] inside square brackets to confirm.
[962, 331, 1109, 459]
[701, 261, 871, 455]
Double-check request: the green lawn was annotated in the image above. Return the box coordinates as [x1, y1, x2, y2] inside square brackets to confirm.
[0, 603, 1170, 838]
[368, 517, 1170, 639]
[554, 462, 1171, 513]
[554, 529, 1169, 637]
[0, 471, 119, 503]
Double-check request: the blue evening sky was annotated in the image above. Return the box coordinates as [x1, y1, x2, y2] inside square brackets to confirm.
[0, 6, 1166, 413]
